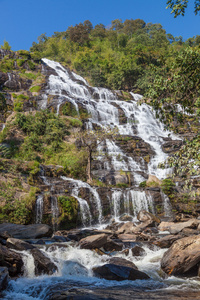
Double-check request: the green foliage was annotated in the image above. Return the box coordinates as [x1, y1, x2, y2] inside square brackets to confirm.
[29, 85, 41, 92]
[139, 181, 147, 188]
[166, 0, 200, 17]
[116, 183, 129, 188]
[61, 102, 78, 117]
[0, 40, 11, 50]
[161, 179, 175, 195]
[68, 118, 82, 127]
[58, 195, 78, 229]
[12, 94, 29, 112]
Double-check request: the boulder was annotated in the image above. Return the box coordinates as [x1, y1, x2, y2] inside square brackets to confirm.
[131, 245, 146, 256]
[146, 175, 161, 186]
[6, 238, 35, 251]
[103, 239, 123, 252]
[93, 257, 149, 281]
[30, 248, 58, 276]
[79, 234, 108, 249]
[117, 222, 136, 234]
[0, 244, 23, 277]
[153, 235, 182, 248]
[158, 219, 199, 235]
[0, 72, 9, 85]
[0, 223, 53, 239]
[0, 267, 9, 292]
[117, 234, 137, 242]
[161, 235, 200, 276]
[137, 210, 160, 225]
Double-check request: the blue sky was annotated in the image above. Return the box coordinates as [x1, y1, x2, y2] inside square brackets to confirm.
[0, 0, 200, 51]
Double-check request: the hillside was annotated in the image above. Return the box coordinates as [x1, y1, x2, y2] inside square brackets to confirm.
[0, 19, 200, 228]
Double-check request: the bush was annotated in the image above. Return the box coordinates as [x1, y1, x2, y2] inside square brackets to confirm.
[161, 178, 175, 195]
[139, 181, 147, 188]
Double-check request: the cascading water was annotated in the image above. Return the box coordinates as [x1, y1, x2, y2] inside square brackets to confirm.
[35, 195, 44, 224]
[61, 176, 103, 224]
[39, 58, 179, 222]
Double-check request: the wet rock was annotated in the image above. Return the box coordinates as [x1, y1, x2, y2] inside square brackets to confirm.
[161, 235, 200, 276]
[162, 139, 182, 153]
[103, 239, 123, 252]
[0, 244, 23, 277]
[79, 234, 108, 249]
[30, 248, 58, 276]
[0, 223, 53, 239]
[6, 238, 35, 251]
[93, 257, 149, 281]
[45, 243, 69, 252]
[53, 235, 69, 242]
[122, 248, 129, 256]
[131, 245, 146, 256]
[63, 261, 88, 277]
[119, 215, 133, 222]
[153, 234, 182, 248]
[137, 210, 161, 225]
[0, 267, 9, 292]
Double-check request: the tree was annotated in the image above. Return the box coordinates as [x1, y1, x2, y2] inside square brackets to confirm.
[0, 40, 11, 50]
[76, 127, 117, 183]
[166, 0, 200, 17]
[68, 23, 90, 46]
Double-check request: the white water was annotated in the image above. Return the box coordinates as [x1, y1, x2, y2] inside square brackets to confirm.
[35, 195, 44, 224]
[3, 242, 200, 299]
[61, 176, 103, 224]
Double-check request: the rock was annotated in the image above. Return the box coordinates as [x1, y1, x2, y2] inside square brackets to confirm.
[6, 238, 35, 251]
[79, 234, 108, 249]
[159, 219, 199, 235]
[118, 234, 137, 242]
[0, 267, 9, 292]
[117, 221, 136, 234]
[158, 221, 175, 231]
[137, 210, 161, 225]
[0, 223, 53, 239]
[103, 239, 123, 252]
[30, 248, 58, 276]
[153, 235, 182, 248]
[146, 175, 161, 186]
[121, 249, 129, 256]
[0, 72, 9, 85]
[119, 215, 133, 222]
[131, 245, 146, 256]
[161, 235, 200, 276]
[52, 235, 68, 243]
[93, 257, 149, 281]
[0, 244, 23, 277]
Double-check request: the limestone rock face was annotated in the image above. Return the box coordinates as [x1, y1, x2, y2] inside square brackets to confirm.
[161, 235, 200, 276]
[0, 223, 53, 239]
[79, 233, 108, 249]
[147, 175, 161, 186]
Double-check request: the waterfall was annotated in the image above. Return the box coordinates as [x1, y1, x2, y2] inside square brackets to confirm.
[61, 176, 103, 224]
[41, 58, 180, 221]
[51, 196, 59, 231]
[35, 194, 44, 224]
